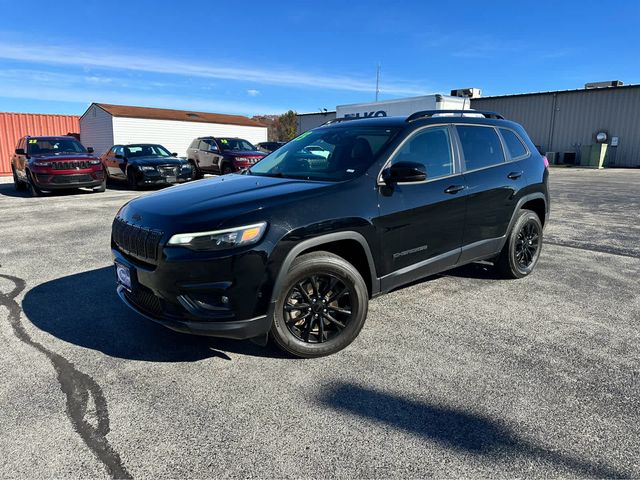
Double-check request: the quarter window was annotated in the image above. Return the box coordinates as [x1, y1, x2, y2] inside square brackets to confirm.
[500, 128, 528, 159]
[393, 127, 453, 179]
[457, 126, 505, 170]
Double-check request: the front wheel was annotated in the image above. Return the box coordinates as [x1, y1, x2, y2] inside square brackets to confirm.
[496, 209, 543, 279]
[27, 171, 43, 197]
[270, 251, 368, 358]
[12, 166, 27, 191]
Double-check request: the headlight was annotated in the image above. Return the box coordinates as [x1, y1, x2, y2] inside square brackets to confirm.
[90, 159, 101, 165]
[167, 222, 267, 251]
[140, 166, 156, 172]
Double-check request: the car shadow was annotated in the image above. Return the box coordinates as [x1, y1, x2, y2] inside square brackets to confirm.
[22, 266, 287, 362]
[0, 182, 101, 198]
[318, 383, 627, 478]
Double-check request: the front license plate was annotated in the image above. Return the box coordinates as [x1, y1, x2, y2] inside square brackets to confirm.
[115, 262, 132, 291]
[165, 176, 177, 183]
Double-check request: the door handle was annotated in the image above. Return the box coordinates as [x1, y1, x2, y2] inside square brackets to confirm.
[444, 185, 466, 194]
[507, 171, 523, 180]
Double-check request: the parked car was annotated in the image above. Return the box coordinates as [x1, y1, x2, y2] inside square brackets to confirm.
[302, 145, 330, 158]
[256, 141, 286, 153]
[11, 136, 104, 196]
[112, 110, 549, 358]
[186, 137, 265, 177]
[100, 144, 193, 189]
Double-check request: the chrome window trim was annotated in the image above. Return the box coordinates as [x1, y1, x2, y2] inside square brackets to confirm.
[376, 123, 458, 186]
[498, 127, 531, 162]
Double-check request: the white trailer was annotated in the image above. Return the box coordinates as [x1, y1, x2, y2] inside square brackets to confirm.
[336, 94, 470, 119]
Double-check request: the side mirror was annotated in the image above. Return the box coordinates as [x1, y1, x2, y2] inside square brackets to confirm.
[171, 152, 178, 157]
[115, 154, 124, 160]
[15, 148, 25, 155]
[87, 147, 94, 153]
[382, 161, 427, 184]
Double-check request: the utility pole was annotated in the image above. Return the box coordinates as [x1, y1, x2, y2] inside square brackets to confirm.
[375, 63, 381, 102]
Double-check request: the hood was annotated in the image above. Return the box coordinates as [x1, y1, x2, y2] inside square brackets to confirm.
[119, 174, 333, 231]
[128, 156, 185, 166]
[222, 150, 265, 158]
[30, 153, 95, 161]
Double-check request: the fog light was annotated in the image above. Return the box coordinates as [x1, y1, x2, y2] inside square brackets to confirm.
[221, 296, 229, 304]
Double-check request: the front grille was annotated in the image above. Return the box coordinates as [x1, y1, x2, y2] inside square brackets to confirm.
[157, 165, 179, 176]
[112, 217, 163, 262]
[47, 174, 93, 184]
[49, 160, 93, 170]
[124, 288, 163, 317]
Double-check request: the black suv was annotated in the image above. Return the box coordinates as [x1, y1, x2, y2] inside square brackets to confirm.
[112, 111, 549, 358]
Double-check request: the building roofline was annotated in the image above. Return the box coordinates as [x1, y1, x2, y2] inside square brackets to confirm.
[473, 83, 640, 100]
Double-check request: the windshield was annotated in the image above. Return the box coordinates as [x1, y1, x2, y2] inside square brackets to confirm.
[218, 138, 255, 151]
[27, 138, 86, 155]
[124, 144, 172, 157]
[249, 126, 399, 182]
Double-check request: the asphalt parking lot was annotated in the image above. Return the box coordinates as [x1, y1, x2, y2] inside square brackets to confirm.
[0, 168, 639, 478]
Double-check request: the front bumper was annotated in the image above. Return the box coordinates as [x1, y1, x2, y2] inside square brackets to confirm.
[134, 169, 193, 186]
[117, 285, 269, 339]
[112, 247, 272, 340]
[34, 170, 104, 189]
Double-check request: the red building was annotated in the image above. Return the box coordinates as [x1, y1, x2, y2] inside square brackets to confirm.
[0, 112, 80, 176]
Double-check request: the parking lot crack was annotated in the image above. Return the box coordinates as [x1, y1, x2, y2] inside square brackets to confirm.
[0, 274, 132, 480]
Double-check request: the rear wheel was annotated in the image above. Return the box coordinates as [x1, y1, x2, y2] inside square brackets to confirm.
[496, 209, 543, 279]
[12, 166, 27, 191]
[270, 252, 368, 358]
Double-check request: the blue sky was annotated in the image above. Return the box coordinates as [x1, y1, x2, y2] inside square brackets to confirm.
[0, 0, 639, 116]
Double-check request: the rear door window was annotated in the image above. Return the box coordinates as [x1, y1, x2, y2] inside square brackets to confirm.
[457, 125, 505, 171]
[499, 128, 529, 160]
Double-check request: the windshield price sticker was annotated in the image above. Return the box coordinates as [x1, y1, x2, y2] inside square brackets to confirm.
[293, 131, 313, 142]
[28, 139, 38, 143]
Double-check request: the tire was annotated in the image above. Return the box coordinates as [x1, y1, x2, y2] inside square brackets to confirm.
[190, 160, 204, 179]
[496, 209, 543, 279]
[94, 177, 106, 193]
[270, 251, 369, 358]
[27, 171, 42, 197]
[221, 164, 233, 175]
[12, 166, 27, 191]
[127, 168, 139, 190]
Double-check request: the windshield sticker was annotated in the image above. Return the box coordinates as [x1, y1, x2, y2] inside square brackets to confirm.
[293, 131, 313, 142]
[220, 139, 228, 144]
[28, 139, 38, 143]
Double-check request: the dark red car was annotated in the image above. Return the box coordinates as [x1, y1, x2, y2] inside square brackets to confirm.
[11, 136, 105, 196]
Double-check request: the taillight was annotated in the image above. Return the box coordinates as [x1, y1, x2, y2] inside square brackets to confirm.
[542, 156, 549, 168]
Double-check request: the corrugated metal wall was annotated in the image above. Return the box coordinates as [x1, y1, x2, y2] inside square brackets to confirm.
[0, 112, 80, 175]
[472, 86, 640, 167]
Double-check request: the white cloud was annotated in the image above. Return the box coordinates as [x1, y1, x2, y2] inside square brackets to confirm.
[0, 70, 290, 115]
[247, 89, 261, 97]
[0, 41, 431, 96]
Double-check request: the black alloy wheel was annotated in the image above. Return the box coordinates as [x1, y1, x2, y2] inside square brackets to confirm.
[515, 220, 540, 269]
[496, 209, 543, 279]
[283, 273, 354, 344]
[270, 251, 368, 358]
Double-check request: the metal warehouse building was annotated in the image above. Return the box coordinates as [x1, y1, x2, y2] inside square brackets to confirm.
[81, 103, 268, 158]
[471, 84, 640, 167]
[0, 112, 80, 175]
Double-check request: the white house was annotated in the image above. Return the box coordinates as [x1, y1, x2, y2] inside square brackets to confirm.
[80, 103, 268, 157]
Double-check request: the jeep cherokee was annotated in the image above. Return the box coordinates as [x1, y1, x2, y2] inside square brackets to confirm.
[112, 110, 549, 358]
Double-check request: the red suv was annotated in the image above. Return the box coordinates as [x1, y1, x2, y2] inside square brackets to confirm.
[11, 136, 105, 196]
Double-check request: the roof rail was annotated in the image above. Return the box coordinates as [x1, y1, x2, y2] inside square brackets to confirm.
[406, 110, 504, 122]
[322, 117, 361, 126]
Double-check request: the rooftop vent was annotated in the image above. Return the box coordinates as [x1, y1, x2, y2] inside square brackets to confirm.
[585, 80, 624, 89]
